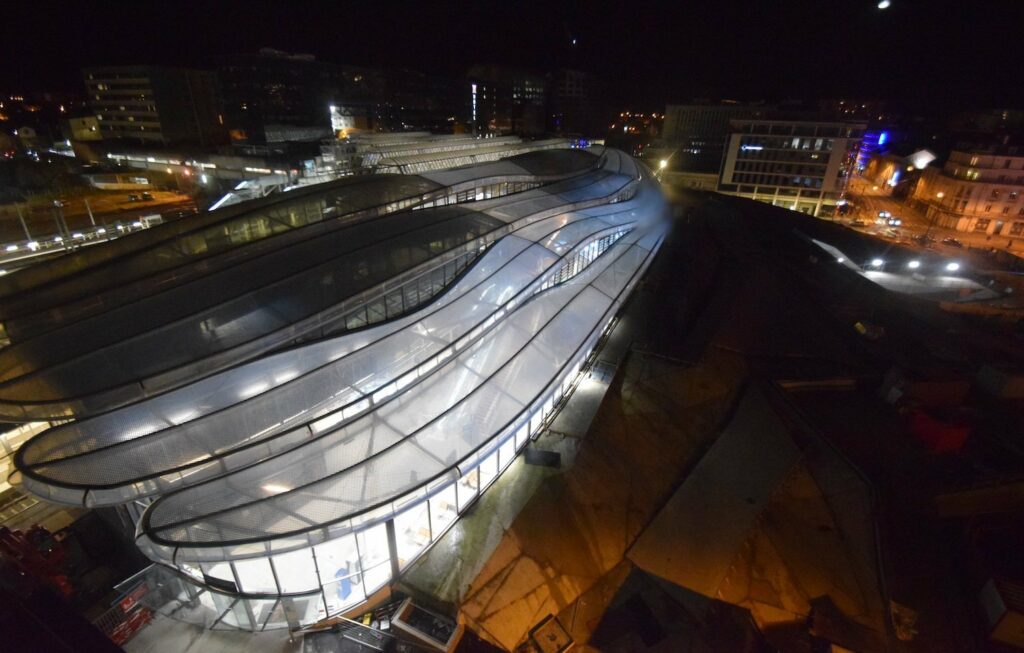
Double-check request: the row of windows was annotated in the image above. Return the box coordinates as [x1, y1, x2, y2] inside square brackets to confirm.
[974, 218, 1024, 234]
[736, 123, 862, 139]
[539, 230, 629, 292]
[96, 105, 158, 115]
[416, 182, 539, 209]
[733, 161, 827, 175]
[100, 124, 160, 134]
[957, 154, 1024, 170]
[980, 205, 1024, 216]
[987, 189, 1021, 200]
[732, 173, 825, 189]
[736, 150, 831, 165]
[740, 136, 836, 152]
[953, 169, 1024, 184]
[86, 80, 151, 91]
[341, 253, 476, 333]
[733, 185, 832, 199]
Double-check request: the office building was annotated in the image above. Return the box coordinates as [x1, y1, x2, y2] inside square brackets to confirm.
[83, 66, 224, 146]
[219, 51, 467, 149]
[376, 67, 466, 133]
[467, 65, 546, 135]
[547, 69, 606, 136]
[913, 142, 1024, 238]
[717, 119, 866, 217]
[662, 103, 768, 172]
[64, 115, 102, 142]
[217, 49, 347, 147]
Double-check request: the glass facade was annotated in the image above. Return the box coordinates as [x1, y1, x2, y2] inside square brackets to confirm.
[719, 120, 865, 217]
[0, 154, 605, 421]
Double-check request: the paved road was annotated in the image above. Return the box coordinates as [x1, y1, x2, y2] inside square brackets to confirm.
[844, 176, 1021, 257]
[0, 191, 195, 243]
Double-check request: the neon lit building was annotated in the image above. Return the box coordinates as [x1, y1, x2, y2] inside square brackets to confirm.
[8, 147, 668, 630]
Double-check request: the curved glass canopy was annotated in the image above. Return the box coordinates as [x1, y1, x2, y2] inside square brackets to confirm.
[13, 148, 669, 629]
[0, 151, 608, 419]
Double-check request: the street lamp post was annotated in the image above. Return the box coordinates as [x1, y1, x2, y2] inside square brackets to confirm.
[14, 204, 31, 241]
[925, 191, 944, 239]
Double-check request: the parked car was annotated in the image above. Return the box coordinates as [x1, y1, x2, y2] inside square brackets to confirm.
[941, 237, 964, 248]
[165, 208, 198, 220]
[127, 194, 141, 202]
[141, 191, 154, 201]
[851, 219, 867, 227]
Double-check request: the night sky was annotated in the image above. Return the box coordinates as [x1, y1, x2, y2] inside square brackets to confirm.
[4, 0, 1023, 113]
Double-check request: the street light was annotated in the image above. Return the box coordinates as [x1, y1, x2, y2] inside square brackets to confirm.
[659, 159, 667, 170]
[926, 192, 947, 239]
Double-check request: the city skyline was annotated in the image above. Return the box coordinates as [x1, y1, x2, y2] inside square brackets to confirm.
[4, 0, 1023, 112]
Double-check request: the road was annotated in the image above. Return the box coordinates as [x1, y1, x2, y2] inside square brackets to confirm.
[0, 191, 196, 243]
[841, 176, 1023, 264]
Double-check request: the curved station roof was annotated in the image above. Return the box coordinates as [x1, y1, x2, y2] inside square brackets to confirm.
[12, 147, 669, 625]
[0, 149, 600, 419]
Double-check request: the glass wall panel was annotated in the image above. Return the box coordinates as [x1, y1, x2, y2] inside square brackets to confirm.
[479, 450, 499, 489]
[499, 437, 516, 471]
[233, 556, 278, 594]
[429, 483, 458, 538]
[457, 468, 479, 511]
[322, 575, 366, 616]
[272, 548, 319, 593]
[280, 594, 324, 627]
[362, 560, 391, 597]
[356, 522, 391, 591]
[314, 534, 360, 586]
[248, 598, 280, 631]
[260, 599, 289, 630]
[201, 561, 237, 592]
[219, 599, 253, 630]
[203, 590, 237, 629]
[394, 502, 431, 568]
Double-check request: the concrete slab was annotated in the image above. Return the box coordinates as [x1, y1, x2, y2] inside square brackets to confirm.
[626, 386, 801, 597]
[124, 613, 298, 653]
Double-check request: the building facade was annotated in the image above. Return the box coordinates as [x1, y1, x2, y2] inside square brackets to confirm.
[913, 144, 1024, 238]
[217, 50, 346, 146]
[219, 51, 467, 148]
[83, 66, 224, 146]
[661, 103, 768, 173]
[547, 69, 606, 136]
[717, 119, 866, 217]
[467, 65, 546, 135]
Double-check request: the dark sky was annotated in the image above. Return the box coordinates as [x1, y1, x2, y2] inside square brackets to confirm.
[4, 0, 1023, 112]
